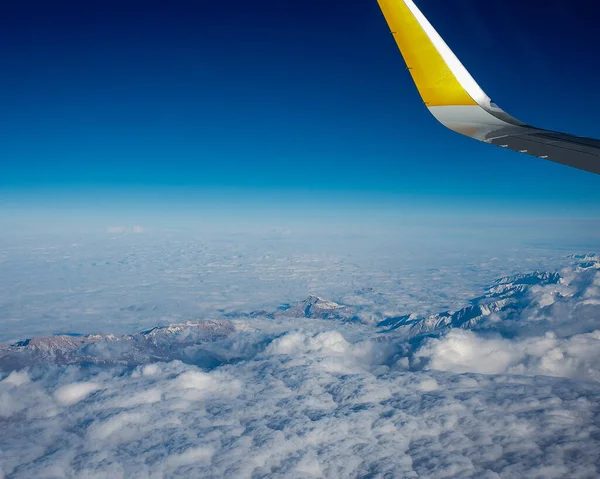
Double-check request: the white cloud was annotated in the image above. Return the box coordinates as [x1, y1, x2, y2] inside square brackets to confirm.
[112, 388, 162, 408]
[415, 329, 600, 381]
[166, 446, 214, 468]
[141, 364, 160, 377]
[1, 354, 599, 478]
[54, 381, 101, 406]
[1, 370, 30, 387]
[86, 411, 150, 442]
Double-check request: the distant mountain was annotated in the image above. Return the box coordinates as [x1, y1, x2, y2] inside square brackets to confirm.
[230, 295, 358, 322]
[275, 295, 357, 321]
[377, 270, 563, 336]
[0, 320, 235, 370]
[3, 256, 597, 370]
[568, 253, 598, 261]
[484, 271, 561, 299]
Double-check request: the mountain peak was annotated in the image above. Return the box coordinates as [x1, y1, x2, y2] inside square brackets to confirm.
[274, 296, 356, 321]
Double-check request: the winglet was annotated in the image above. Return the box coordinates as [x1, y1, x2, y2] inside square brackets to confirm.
[377, 0, 491, 108]
[377, 0, 600, 175]
[376, 0, 524, 133]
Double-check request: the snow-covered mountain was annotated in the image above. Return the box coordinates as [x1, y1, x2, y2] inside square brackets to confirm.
[232, 295, 358, 322]
[378, 270, 569, 336]
[2, 256, 598, 370]
[0, 320, 235, 370]
[275, 295, 357, 321]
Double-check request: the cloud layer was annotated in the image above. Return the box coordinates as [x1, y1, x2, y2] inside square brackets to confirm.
[2, 339, 600, 479]
[1, 230, 600, 477]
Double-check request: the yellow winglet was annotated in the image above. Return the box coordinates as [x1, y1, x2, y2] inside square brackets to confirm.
[376, 0, 600, 176]
[377, 0, 477, 107]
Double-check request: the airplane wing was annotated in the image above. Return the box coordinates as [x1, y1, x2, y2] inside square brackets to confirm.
[377, 0, 600, 175]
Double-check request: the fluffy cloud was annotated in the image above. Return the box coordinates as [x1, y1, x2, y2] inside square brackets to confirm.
[54, 381, 101, 406]
[1, 370, 30, 387]
[411, 260, 600, 382]
[414, 329, 600, 381]
[1, 349, 600, 478]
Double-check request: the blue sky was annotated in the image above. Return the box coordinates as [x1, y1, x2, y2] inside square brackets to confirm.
[1, 0, 600, 221]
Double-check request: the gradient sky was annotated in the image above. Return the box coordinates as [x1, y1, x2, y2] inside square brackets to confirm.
[1, 0, 600, 222]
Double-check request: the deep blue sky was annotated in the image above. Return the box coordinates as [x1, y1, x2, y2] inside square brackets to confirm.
[1, 0, 600, 220]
